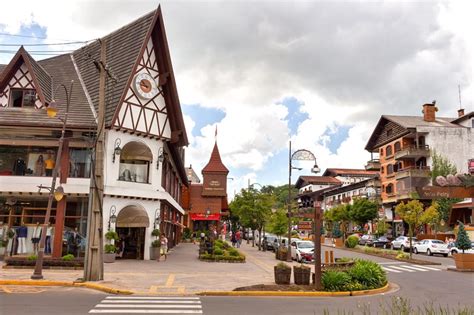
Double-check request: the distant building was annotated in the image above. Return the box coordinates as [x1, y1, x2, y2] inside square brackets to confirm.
[186, 165, 201, 183]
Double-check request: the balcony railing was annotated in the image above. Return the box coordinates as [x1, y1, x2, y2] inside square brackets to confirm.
[365, 159, 381, 170]
[394, 145, 430, 160]
[395, 166, 431, 180]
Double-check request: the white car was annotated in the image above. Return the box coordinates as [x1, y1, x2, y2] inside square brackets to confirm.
[448, 242, 474, 255]
[290, 240, 314, 262]
[391, 236, 418, 251]
[413, 239, 449, 257]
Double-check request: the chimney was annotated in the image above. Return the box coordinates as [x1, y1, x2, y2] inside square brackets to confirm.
[458, 108, 465, 117]
[422, 101, 437, 122]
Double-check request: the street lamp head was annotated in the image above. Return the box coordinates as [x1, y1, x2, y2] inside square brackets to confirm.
[46, 101, 59, 118]
[311, 164, 320, 174]
[54, 186, 65, 201]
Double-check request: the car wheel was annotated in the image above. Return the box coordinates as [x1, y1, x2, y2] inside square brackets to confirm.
[400, 245, 405, 252]
[414, 247, 418, 254]
[451, 250, 457, 255]
[427, 249, 432, 256]
[443, 254, 448, 257]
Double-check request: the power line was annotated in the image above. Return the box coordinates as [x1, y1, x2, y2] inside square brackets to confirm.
[0, 41, 91, 47]
[0, 49, 74, 56]
[0, 32, 84, 42]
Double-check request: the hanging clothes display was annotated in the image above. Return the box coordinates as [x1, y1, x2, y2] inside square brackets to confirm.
[45, 226, 53, 254]
[16, 225, 28, 254]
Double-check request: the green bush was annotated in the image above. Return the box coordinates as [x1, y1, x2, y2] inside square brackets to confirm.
[27, 255, 37, 261]
[62, 254, 75, 261]
[105, 231, 119, 241]
[183, 228, 191, 239]
[275, 262, 291, 270]
[336, 257, 353, 263]
[322, 271, 351, 291]
[348, 260, 387, 289]
[228, 248, 240, 257]
[151, 240, 161, 248]
[343, 280, 365, 291]
[104, 244, 116, 254]
[396, 252, 409, 260]
[213, 248, 224, 255]
[151, 229, 160, 237]
[345, 235, 359, 248]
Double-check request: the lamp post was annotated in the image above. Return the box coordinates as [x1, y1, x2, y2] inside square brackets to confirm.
[31, 81, 74, 280]
[287, 140, 320, 264]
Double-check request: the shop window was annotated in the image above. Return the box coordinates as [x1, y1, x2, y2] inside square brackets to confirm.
[386, 184, 393, 194]
[10, 89, 36, 108]
[394, 141, 401, 152]
[118, 141, 152, 184]
[0, 146, 58, 176]
[69, 148, 91, 178]
[386, 145, 393, 156]
[387, 164, 394, 174]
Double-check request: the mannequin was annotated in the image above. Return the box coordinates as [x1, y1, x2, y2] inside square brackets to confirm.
[67, 227, 80, 256]
[45, 223, 53, 255]
[34, 155, 46, 176]
[32, 222, 42, 254]
[45, 154, 55, 176]
[16, 224, 28, 254]
[13, 157, 26, 176]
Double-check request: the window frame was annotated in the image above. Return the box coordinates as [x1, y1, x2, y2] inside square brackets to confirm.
[9, 88, 36, 108]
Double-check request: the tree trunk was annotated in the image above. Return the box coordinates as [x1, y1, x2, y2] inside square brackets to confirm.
[409, 225, 413, 260]
[257, 228, 262, 251]
[252, 230, 255, 247]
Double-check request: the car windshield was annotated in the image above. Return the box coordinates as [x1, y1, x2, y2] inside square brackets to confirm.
[432, 240, 444, 244]
[298, 242, 314, 248]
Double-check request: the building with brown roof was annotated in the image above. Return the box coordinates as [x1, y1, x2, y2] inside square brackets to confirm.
[183, 141, 230, 232]
[0, 7, 189, 260]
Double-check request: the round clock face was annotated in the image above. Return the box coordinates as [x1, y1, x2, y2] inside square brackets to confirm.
[134, 73, 158, 99]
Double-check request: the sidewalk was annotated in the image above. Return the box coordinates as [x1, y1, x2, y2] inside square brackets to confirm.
[0, 241, 288, 295]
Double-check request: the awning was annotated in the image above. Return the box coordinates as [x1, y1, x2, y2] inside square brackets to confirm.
[190, 213, 221, 221]
[116, 205, 150, 228]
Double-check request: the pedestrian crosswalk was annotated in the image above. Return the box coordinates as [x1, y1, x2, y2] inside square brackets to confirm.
[89, 296, 203, 314]
[382, 264, 442, 274]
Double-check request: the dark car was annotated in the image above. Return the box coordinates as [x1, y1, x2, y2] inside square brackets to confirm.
[263, 235, 279, 252]
[372, 236, 391, 248]
[358, 234, 376, 246]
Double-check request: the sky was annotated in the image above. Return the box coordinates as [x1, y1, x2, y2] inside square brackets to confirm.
[1, 0, 473, 199]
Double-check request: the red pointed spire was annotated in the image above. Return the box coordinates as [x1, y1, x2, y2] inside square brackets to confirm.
[202, 141, 229, 173]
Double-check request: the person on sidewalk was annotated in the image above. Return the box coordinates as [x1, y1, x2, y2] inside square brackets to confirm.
[235, 230, 241, 248]
[231, 232, 237, 247]
[159, 233, 168, 261]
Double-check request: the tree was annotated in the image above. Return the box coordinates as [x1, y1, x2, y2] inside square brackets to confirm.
[431, 151, 457, 181]
[325, 204, 351, 240]
[395, 200, 425, 259]
[455, 223, 472, 254]
[421, 201, 441, 236]
[349, 198, 378, 229]
[268, 208, 288, 238]
[375, 217, 389, 237]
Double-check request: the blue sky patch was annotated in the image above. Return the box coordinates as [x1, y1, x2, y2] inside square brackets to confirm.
[279, 97, 309, 136]
[182, 104, 226, 137]
[323, 125, 351, 154]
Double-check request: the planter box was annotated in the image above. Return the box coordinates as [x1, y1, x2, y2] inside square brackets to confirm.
[334, 238, 344, 247]
[453, 253, 474, 270]
[103, 253, 116, 263]
[293, 266, 310, 285]
[274, 266, 291, 284]
[150, 247, 160, 260]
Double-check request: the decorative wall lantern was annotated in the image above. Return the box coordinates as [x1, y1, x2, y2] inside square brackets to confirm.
[112, 139, 122, 163]
[157, 147, 167, 170]
[108, 205, 117, 230]
[154, 208, 161, 230]
[54, 186, 65, 202]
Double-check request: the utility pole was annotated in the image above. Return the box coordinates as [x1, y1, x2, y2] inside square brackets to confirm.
[84, 38, 106, 281]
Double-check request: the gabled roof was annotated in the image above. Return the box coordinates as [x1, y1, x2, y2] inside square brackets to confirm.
[295, 176, 341, 189]
[0, 46, 52, 106]
[322, 168, 378, 177]
[451, 111, 474, 124]
[202, 141, 229, 173]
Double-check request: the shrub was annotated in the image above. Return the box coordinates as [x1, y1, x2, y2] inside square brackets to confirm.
[183, 228, 191, 239]
[104, 244, 116, 254]
[275, 262, 291, 270]
[27, 255, 37, 261]
[62, 254, 75, 261]
[336, 257, 353, 263]
[151, 240, 161, 248]
[322, 271, 351, 291]
[348, 260, 387, 289]
[345, 235, 359, 248]
[213, 248, 224, 255]
[105, 231, 119, 241]
[396, 252, 409, 260]
[228, 248, 240, 257]
[343, 281, 365, 291]
[151, 229, 160, 237]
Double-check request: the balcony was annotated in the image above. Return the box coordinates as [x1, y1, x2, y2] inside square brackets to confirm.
[365, 159, 381, 171]
[394, 145, 430, 160]
[395, 166, 431, 180]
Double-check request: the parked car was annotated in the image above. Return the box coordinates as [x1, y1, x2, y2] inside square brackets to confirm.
[413, 239, 449, 257]
[391, 236, 418, 251]
[262, 235, 279, 252]
[358, 234, 376, 246]
[448, 242, 474, 255]
[290, 240, 314, 262]
[372, 236, 392, 248]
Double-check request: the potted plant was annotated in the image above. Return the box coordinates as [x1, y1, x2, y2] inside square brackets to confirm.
[150, 229, 161, 260]
[332, 224, 344, 247]
[104, 230, 118, 263]
[453, 223, 473, 270]
[274, 262, 291, 284]
[293, 264, 311, 285]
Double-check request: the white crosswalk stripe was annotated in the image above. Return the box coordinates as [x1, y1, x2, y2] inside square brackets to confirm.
[89, 296, 203, 314]
[382, 264, 442, 274]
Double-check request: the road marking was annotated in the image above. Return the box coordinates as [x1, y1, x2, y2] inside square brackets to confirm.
[101, 300, 200, 304]
[414, 265, 441, 271]
[378, 262, 405, 265]
[388, 265, 416, 272]
[90, 296, 203, 314]
[165, 274, 175, 287]
[96, 305, 202, 309]
[382, 267, 402, 273]
[106, 297, 200, 300]
[400, 265, 430, 271]
[90, 310, 202, 314]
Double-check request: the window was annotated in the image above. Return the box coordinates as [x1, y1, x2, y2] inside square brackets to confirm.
[387, 164, 394, 174]
[10, 89, 36, 107]
[381, 166, 384, 174]
[386, 129, 393, 137]
[394, 142, 401, 152]
[380, 148, 384, 156]
[385, 145, 393, 156]
[471, 119, 474, 128]
[386, 184, 393, 194]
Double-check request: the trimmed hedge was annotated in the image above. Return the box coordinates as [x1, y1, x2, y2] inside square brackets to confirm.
[5, 257, 84, 267]
[345, 235, 359, 248]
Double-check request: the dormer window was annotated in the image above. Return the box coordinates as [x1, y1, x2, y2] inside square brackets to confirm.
[10, 89, 36, 108]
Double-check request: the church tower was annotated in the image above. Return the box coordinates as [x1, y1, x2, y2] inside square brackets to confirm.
[201, 141, 229, 197]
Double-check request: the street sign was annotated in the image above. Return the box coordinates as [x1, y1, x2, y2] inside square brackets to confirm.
[294, 213, 315, 219]
[417, 186, 474, 199]
[298, 221, 313, 231]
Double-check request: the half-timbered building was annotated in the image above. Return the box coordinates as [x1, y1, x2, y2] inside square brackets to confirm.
[0, 7, 188, 260]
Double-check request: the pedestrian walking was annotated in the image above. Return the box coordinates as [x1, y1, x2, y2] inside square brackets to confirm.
[158, 233, 168, 261]
[235, 230, 242, 248]
[231, 232, 237, 247]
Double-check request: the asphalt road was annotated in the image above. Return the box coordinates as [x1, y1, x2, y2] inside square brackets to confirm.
[1, 247, 473, 315]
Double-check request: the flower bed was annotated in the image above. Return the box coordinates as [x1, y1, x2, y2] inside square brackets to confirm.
[4, 256, 84, 268]
[198, 239, 246, 263]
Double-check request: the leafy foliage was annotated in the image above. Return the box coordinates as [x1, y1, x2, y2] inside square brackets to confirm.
[431, 151, 457, 182]
[268, 208, 288, 237]
[455, 223, 472, 253]
[275, 262, 291, 270]
[347, 259, 387, 289]
[62, 254, 75, 261]
[183, 228, 191, 239]
[151, 240, 161, 247]
[151, 229, 160, 237]
[27, 255, 37, 261]
[375, 217, 389, 236]
[332, 223, 343, 238]
[322, 271, 351, 291]
[345, 235, 359, 248]
[349, 198, 378, 227]
[105, 231, 119, 241]
[421, 201, 441, 233]
[395, 200, 426, 258]
[104, 244, 116, 254]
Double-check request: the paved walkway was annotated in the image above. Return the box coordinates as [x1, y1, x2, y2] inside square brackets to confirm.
[1, 241, 308, 295]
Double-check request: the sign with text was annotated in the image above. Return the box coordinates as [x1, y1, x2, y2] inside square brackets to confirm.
[417, 186, 474, 199]
[298, 221, 313, 231]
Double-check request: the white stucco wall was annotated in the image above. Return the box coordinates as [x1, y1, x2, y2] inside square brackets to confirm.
[421, 126, 473, 173]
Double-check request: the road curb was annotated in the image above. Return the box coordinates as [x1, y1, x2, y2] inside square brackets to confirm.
[197, 282, 391, 297]
[0, 279, 134, 295]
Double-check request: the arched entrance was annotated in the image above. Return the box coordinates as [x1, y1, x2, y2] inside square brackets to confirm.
[116, 205, 149, 260]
